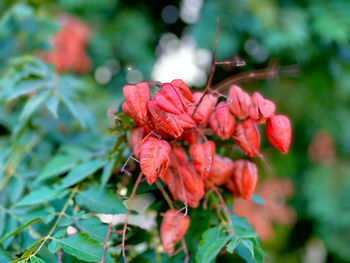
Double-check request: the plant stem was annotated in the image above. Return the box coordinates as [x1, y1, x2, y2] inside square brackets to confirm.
[100, 222, 113, 263]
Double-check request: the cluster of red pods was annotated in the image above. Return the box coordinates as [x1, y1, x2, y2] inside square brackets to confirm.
[121, 79, 291, 253]
[41, 14, 91, 74]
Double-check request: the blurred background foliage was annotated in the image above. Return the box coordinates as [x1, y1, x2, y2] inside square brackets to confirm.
[1, 0, 350, 262]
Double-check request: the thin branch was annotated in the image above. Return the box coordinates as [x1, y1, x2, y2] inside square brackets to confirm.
[191, 17, 219, 118]
[181, 238, 189, 263]
[128, 172, 143, 199]
[155, 180, 174, 210]
[100, 222, 113, 263]
[122, 211, 130, 263]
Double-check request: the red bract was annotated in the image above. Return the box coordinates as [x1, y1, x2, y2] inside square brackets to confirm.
[152, 83, 185, 115]
[171, 79, 194, 103]
[231, 160, 258, 200]
[205, 155, 234, 189]
[171, 145, 189, 165]
[228, 85, 251, 119]
[181, 163, 205, 199]
[148, 101, 183, 138]
[140, 137, 171, 184]
[175, 113, 196, 129]
[183, 128, 201, 145]
[160, 209, 190, 254]
[266, 115, 291, 154]
[209, 101, 236, 140]
[190, 92, 218, 124]
[233, 119, 260, 157]
[248, 92, 276, 124]
[189, 141, 215, 178]
[130, 126, 145, 157]
[123, 82, 150, 125]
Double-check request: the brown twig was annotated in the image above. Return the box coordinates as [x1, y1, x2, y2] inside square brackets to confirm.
[181, 238, 189, 263]
[128, 172, 143, 199]
[100, 222, 113, 263]
[155, 180, 175, 210]
[191, 17, 219, 118]
[122, 211, 130, 263]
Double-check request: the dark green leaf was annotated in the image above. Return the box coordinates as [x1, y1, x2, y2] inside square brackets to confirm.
[76, 184, 127, 214]
[6, 79, 48, 101]
[45, 95, 59, 118]
[60, 159, 106, 189]
[19, 90, 49, 121]
[52, 232, 104, 262]
[48, 239, 60, 253]
[196, 226, 231, 263]
[0, 218, 40, 243]
[30, 256, 47, 263]
[226, 236, 241, 254]
[242, 239, 255, 259]
[13, 187, 69, 207]
[35, 154, 80, 182]
[100, 155, 117, 189]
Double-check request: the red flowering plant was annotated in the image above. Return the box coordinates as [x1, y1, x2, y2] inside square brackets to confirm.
[109, 22, 294, 263]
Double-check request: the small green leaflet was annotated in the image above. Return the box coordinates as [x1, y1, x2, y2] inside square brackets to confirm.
[35, 154, 81, 182]
[76, 185, 127, 214]
[59, 159, 106, 189]
[30, 256, 47, 263]
[13, 187, 69, 207]
[50, 233, 104, 262]
[226, 235, 241, 253]
[196, 226, 232, 263]
[19, 90, 49, 121]
[0, 218, 40, 243]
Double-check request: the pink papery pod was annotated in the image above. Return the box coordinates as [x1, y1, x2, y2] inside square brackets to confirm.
[232, 159, 258, 200]
[189, 140, 215, 178]
[171, 79, 195, 103]
[189, 92, 218, 124]
[148, 101, 183, 138]
[183, 128, 201, 145]
[130, 126, 145, 157]
[123, 82, 150, 124]
[228, 85, 251, 119]
[233, 119, 260, 157]
[171, 145, 189, 165]
[175, 112, 196, 129]
[266, 115, 292, 154]
[205, 155, 234, 190]
[140, 137, 171, 185]
[248, 92, 276, 124]
[152, 83, 186, 115]
[209, 101, 236, 140]
[160, 209, 190, 254]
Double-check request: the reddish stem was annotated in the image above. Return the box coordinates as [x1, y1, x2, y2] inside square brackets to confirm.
[100, 222, 113, 263]
[181, 238, 189, 263]
[212, 185, 234, 234]
[155, 180, 175, 210]
[122, 211, 130, 263]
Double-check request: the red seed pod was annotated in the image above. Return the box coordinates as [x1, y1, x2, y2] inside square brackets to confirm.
[171, 79, 194, 103]
[130, 126, 145, 157]
[189, 141, 215, 178]
[180, 163, 205, 199]
[209, 101, 236, 140]
[140, 137, 171, 185]
[266, 115, 291, 154]
[233, 119, 260, 157]
[171, 145, 189, 165]
[152, 83, 185, 115]
[190, 92, 218, 124]
[232, 160, 258, 200]
[148, 101, 183, 138]
[205, 155, 234, 189]
[175, 113, 196, 129]
[160, 209, 190, 254]
[228, 85, 251, 119]
[183, 128, 201, 145]
[248, 92, 276, 124]
[225, 179, 240, 197]
[121, 102, 143, 126]
[123, 82, 150, 124]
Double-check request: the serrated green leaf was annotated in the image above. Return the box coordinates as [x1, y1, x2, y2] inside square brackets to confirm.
[35, 154, 80, 182]
[76, 184, 127, 214]
[0, 218, 40, 243]
[196, 226, 231, 263]
[6, 79, 48, 101]
[52, 233, 104, 262]
[60, 159, 106, 189]
[19, 90, 49, 121]
[13, 187, 69, 207]
[226, 236, 241, 253]
[230, 214, 259, 238]
[30, 256, 47, 263]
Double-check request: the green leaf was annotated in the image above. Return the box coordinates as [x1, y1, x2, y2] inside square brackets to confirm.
[30, 256, 47, 263]
[226, 236, 241, 253]
[13, 187, 69, 207]
[35, 154, 80, 182]
[6, 79, 48, 101]
[48, 239, 60, 253]
[13, 238, 45, 262]
[52, 232, 104, 262]
[60, 159, 106, 189]
[19, 90, 49, 121]
[100, 155, 117, 189]
[0, 218, 40, 243]
[230, 214, 259, 238]
[76, 185, 127, 214]
[196, 226, 231, 263]
[242, 239, 255, 259]
[45, 95, 59, 118]
[74, 216, 108, 242]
